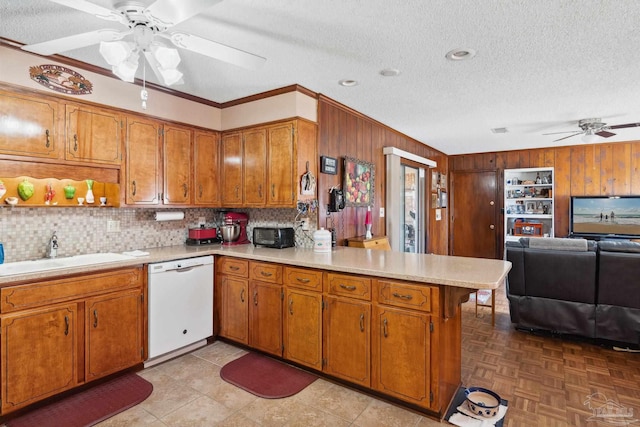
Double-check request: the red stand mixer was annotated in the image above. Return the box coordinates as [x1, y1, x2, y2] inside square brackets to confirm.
[220, 212, 250, 245]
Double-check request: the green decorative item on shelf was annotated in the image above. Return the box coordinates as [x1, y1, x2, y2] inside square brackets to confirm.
[64, 184, 76, 199]
[17, 179, 35, 201]
[85, 179, 95, 204]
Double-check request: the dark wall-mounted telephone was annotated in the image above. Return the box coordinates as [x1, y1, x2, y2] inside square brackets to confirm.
[328, 187, 345, 212]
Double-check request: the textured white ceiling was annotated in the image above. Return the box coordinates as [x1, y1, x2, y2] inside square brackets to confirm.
[2, 0, 640, 155]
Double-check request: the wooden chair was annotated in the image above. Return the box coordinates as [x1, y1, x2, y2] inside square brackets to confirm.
[475, 289, 495, 326]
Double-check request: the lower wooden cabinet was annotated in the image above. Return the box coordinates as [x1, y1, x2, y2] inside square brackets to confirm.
[248, 280, 282, 355]
[283, 287, 323, 370]
[0, 267, 144, 415]
[323, 295, 371, 387]
[219, 275, 249, 344]
[1, 303, 77, 413]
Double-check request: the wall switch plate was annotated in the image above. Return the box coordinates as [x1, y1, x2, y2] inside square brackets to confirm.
[107, 220, 120, 233]
[301, 218, 310, 231]
[379, 208, 385, 218]
[435, 209, 442, 221]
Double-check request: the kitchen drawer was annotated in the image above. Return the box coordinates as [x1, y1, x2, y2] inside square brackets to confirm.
[250, 262, 282, 284]
[0, 267, 143, 313]
[284, 267, 323, 292]
[376, 280, 433, 312]
[218, 257, 249, 277]
[325, 273, 371, 301]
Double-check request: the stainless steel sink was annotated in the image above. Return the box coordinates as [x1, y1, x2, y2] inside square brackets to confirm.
[0, 253, 136, 277]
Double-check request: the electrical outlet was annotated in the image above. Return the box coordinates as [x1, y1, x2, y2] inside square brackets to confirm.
[301, 218, 310, 231]
[106, 220, 120, 233]
[379, 207, 385, 218]
[198, 217, 206, 227]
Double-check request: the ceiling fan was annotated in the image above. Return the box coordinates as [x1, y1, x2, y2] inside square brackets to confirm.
[21, 0, 266, 87]
[543, 118, 640, 143]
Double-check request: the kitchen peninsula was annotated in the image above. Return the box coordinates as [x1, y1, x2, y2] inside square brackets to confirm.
[0, 245, 510, 419]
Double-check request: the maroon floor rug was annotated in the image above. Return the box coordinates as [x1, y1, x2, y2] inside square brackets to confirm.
[5, 373, 153, 427]
[220, 352, 317, 398]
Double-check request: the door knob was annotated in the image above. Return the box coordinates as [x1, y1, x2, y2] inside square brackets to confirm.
[490, 224, 495, 230]
[489, 200, 495, 206]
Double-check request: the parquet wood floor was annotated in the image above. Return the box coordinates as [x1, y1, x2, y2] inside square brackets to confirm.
[463, 284, 640, 426]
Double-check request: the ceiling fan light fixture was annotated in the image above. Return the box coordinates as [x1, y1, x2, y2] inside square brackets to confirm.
[112, 52, 139, 82]
[582, 131, 599, 144]
[99, 40, 134, 66]
[158, 67, 183, 86]
[151, 44, 181, 69]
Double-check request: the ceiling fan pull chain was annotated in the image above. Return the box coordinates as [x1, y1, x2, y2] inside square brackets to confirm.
[141, 60, 148, 110]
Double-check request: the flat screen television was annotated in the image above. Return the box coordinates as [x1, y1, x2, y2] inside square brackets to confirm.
[570, 196, 640, 239]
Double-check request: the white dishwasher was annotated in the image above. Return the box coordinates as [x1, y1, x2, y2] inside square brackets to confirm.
[147, 255, 213, 366]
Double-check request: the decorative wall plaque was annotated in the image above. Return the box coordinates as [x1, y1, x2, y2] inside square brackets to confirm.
[29, 64, 93, 95]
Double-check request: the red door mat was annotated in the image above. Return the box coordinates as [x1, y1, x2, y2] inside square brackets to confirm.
[4, 373, 153, 427]
[220, 352, 317, 398]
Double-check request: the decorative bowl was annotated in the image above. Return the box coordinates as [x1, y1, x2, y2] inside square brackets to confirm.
[5, 197, 18, 206]
[465, 387, 501, 417]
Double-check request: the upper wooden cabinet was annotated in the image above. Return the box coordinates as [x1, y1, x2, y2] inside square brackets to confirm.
[0, 89, 61, 160]
[193, 130, 221, 206]
[163, 124, 193, 205]
[125, 116, 161, 205]
[221, 119, 317, 208]
[65, 103, 122, 166]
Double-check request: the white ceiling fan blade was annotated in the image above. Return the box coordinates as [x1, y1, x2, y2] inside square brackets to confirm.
[49, 0, 126, 24]
[143, 51, 184, 86]
[22, 29, 128, 56]
[146, 0, 222, 27]
[166, 32, 266, 70]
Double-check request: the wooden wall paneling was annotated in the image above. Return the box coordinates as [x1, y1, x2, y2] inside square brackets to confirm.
[518, 151, 531, 168]
[570, 146, 586, 196]
[529, 149, 545, 167]
[631, 143, 640, 195]
[584, 145, 600, 195]
[494, 152, 508, 171]
[554, 147, 572, 236]
[505, 151, 521, 169]
[599, 144, 614, 195]
[543, 148, 555, 167]
[612, 143, 632, 195]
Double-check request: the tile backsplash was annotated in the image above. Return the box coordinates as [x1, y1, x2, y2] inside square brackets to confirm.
[0, 206, 317, 263]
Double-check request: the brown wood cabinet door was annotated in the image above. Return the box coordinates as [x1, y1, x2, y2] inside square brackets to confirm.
[194, 130, 220, 206]
[249, 281, 282, 356]
[163, 125, 192, 205]
[221, 132, 243, 206]
[267, 122, 295, 206]
[0, 90, 60, 159]
[243, 128, 267, 206]
[450, 170, 498, 258]
[125, 117, 161, 205]
[283, 288, 322, 370]
[1, 304, 77, 413]
[65, 104, 122, 165]
[85, 290, 143, 381]
[220, 276, 248, 344]
[372, 305, 430, 407]
[323, 295, 370, 387]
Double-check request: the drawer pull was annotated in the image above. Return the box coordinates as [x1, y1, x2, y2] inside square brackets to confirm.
[240, 288, 245, 303]
[93, 309, 98, 328]
[296, 277, 311, 283]
[229, 265, 240, 271]
[260, 271, 273, 277]
[64, 315, 69, 336]
[289, 298, 294, 315]
[132, 180, 137, 196]
[392, 292, 413, 300]
[383, 318, 388, 338]
[45, 129, 50, 148]
[340, 284, 356, 291]
[253, 290, 258, 306]
[359, 313, 365, 332]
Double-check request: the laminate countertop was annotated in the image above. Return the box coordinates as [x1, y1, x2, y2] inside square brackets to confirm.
[0, 244, 511, 289]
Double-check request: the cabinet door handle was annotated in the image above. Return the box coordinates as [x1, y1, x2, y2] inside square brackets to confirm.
[258, 184, 262, 198]
[240, 288, 245, 303]
[132, 180, 137, 196]
[288, 298, 294, 315]
[296, 277, 311, 283]
[271, 184, 275, 198]
[383, 318, 388, 338]
[392, 292, 413, 300]
[45, 129, 50, 148]
[199, 184, 203, 198]
[73, 134, 78, 152]
[64, 315, 69, 336]
[260, 271, 273, 277]
[359, 313, 365, 332]
[183, 183, 188, 198]
[253, 290, 258, 306]
[340, 284, 356, 291]
[235, 185, 239, 199]
[93, 309, 98, 328]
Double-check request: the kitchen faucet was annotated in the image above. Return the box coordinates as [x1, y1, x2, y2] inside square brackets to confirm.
[48, 231, 58, 258]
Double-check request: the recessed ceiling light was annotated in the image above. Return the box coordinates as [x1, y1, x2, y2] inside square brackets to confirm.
[339, 79, 359, 87]
[379, 68, 401, 77]
[445, 48, 477, 61]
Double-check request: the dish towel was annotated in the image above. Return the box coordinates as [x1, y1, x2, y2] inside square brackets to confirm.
[448, 404, 508, 427]
[122, 250, 150, 257]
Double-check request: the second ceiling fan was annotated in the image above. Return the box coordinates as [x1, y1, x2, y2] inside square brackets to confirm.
[543, 118, 640, 143]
